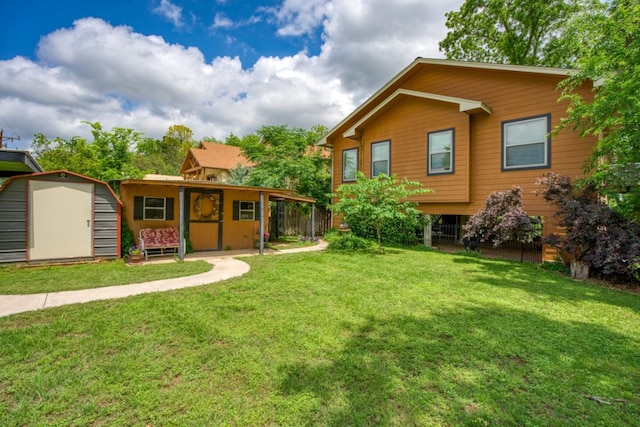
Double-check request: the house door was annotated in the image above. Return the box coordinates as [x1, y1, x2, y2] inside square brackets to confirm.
[29, 180, 94, 261]
[187, 191, 223, 251]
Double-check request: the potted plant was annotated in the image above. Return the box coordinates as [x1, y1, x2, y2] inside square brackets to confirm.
[128, 245, 143, 264]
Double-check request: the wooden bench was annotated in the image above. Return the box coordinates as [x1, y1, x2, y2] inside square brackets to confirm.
[138, 227, 180, 260]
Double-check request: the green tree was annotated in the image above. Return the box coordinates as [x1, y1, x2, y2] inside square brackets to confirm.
[134, 124, 196, 175]
[32, 122, 144, 181]
[329, 172, 432, 253]
[226, 162, 252, 186]
[239, 125, 332, 205]
[558, 0, 640, 221]
[439, 0, 605, 67]
[86, 121, 142, 181]
[32, 133, 96, 175]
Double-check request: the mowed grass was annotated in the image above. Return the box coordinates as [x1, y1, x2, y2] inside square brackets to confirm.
[0, 259, 213, 294]
[0, 248, 639, 426]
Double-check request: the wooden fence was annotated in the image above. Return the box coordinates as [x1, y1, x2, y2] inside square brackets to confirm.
[269, 204, 332, 237]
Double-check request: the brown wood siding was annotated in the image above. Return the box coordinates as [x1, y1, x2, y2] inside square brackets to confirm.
[328, 64, 597, 257]
[120, 183, 269, 251]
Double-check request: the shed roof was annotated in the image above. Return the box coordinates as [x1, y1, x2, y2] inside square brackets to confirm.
[0, 169, 122, 204]
[0, 149, 43, 177]
[120, 179, 316, 204]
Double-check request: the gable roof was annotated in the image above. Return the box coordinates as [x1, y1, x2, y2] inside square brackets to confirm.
[0, 169, 121, 204]
[180, 142, 254, 175]
[318, 58, 576, 146]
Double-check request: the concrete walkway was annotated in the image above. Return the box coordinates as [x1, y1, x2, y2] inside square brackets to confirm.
[0, 240, 327, 318]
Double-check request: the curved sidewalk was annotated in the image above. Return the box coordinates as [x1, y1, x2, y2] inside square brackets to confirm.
[0, 240, 327, 318]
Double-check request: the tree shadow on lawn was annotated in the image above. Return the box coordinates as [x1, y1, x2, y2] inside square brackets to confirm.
[279, 305, 640, 426]
[450, 254, 640, 315]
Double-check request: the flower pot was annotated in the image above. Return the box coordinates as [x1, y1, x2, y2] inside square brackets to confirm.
[128, 253, 143, 264]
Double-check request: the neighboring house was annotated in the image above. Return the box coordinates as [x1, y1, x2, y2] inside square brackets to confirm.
[119, 178, 315, 255]
[318, 58, 597, 260]
[180, 142, 254, 182]
[0, 170, 121, 264]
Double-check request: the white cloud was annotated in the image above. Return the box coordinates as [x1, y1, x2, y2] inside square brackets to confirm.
[265, 0, 331, 36]
[0, 0, 464, 149]
[212, 13, 234, 29]
[153, 0, 184, 27]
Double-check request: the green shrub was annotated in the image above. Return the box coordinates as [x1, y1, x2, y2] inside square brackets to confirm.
[347, 213, 429, 246]
[327, 232, 375, 251]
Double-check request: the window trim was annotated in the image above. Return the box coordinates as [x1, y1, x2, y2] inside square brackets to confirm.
[133, 196, 174, 221]
[233, 200, 260, 221]
[342, 147, 358, 182]
[427, 128, 455, 175]
[501, 114, 551, 171]
[370, 140, 390, 177]
[238, 201, 256, 221]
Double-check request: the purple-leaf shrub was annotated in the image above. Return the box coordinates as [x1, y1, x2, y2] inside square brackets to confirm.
[464, 186, 541, 247]
[537, 173, 640, 283]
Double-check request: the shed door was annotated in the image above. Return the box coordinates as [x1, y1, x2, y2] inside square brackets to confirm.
[29, 180, 94, 261]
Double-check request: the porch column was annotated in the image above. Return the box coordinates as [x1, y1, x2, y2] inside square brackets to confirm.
[424, 219, 432, 247]
[178, 186, 185, 260]
[311, 204, 316, 239]
[259, 191, 265, 255]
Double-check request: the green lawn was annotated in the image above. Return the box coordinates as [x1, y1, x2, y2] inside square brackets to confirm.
[1, 248, 638, 426]
[0, 259, 212, 294]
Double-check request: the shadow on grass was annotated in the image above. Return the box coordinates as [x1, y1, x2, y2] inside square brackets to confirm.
[450, 254, 640, 314]
[279, 306, 640, 426]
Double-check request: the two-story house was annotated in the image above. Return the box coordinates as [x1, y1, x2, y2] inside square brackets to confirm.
[318, 58, 597, 260]
[180, 141, 255, 182]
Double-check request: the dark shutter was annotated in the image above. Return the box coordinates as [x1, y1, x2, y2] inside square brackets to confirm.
[134, 196, 144, 220]
[233, 201, 239, 220]
[254, 201, 260, 220]
[166, 198, 174, 220]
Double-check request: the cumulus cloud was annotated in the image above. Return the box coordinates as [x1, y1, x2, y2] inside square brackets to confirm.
[0, 0, 463, 149]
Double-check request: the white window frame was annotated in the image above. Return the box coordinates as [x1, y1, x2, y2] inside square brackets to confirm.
[371, 140, 390, 177]
[342, 148, 358, 182]
[143, 197, 167, 220]
[502, 114, 550, 171]
[428, 128, 454, 175]
[239, 201, 256, 221]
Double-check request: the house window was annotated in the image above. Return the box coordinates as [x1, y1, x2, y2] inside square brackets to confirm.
[233, 200, 259, 221]
[342, 148, 358, 182]
[428, 129, 454, 175]
[133, 196, 175, 221]
[371, 140, 390, 177]
[502, 114, 550, 170]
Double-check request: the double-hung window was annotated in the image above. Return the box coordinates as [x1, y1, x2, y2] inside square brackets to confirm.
[371, 140, 390, 177]
[342, 148, 358, 182]
[428, 129, 454, 175]
[133, 196, 175, 220]
[233, 201, 259, 221]
[502, 114, 550, 170]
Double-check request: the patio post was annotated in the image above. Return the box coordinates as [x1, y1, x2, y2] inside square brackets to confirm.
[178, 186, 185, 261]
[311, 203, 315, 239]
[259, 191, 265, 255]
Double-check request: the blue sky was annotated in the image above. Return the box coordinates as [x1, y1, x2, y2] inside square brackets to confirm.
[0, 0, 462, 149]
